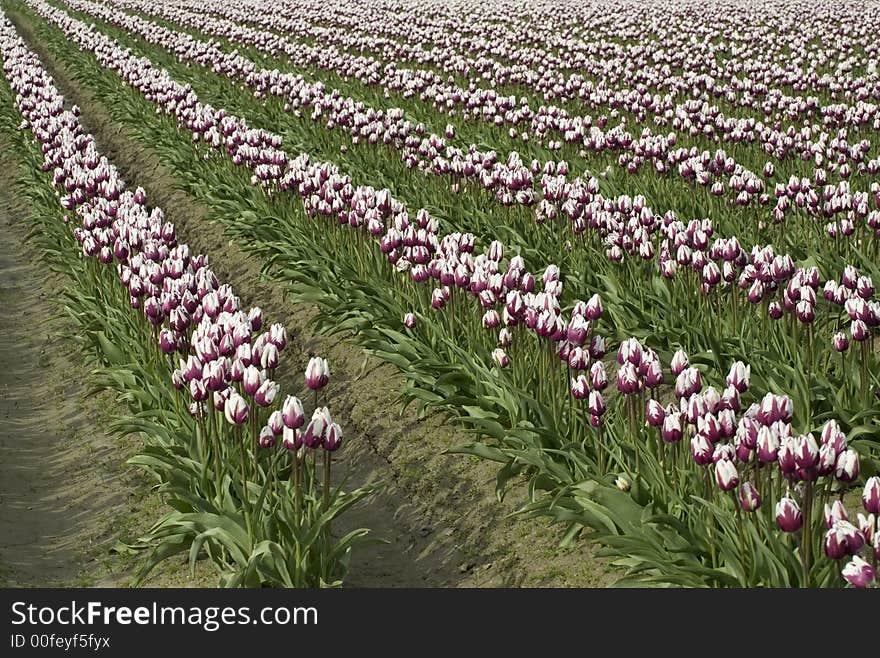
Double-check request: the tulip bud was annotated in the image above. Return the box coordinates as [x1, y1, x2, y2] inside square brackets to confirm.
[842, 555, 876, 588]
[588, 335, 606, 359]
[585, 293, 603, 320]
[615, 477, 630, 492]
[267, 410, 285, 435]
[588, 390, 606, 417]
[242, 365, 263, 396]
[725, 361, 750, 393]
[670, 349, 689, 376]
[281, 395, 305, 429]
[571, 375, 589, 400]
[825, 500, 849, 528]
[261, 343, 280, 370]
[776, 497, 803, 532]
[491, 348, 509, 368]
[690, 434, 713, 465]
[224, 392, 249, 425]
[715, 459, 739, 491]
[862, 476, 880, 514]
[324, 422, 343, 452]
[589, 361, 608, 391]
[282, 426, 302, 451]
[835, 449, 860, 482]
[258, 426, 276, 449]
[404, 312, 417, 329]
[824, 520, 865, 559]
[302, 407, 331, 449]
[305, 356, 330, 390]
[661, 411, 683, 443]
[644, 359, 664, 388]
[254, 379, 280, 407]
[645, 399, 665, 427]
[739, 482, 761, 512]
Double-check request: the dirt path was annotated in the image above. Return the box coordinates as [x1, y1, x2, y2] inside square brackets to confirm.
[5, 6, 614, 587]
[0, 132, 131, 586]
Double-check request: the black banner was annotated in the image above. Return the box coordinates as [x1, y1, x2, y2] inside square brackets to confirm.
[0, 587, 870, 653]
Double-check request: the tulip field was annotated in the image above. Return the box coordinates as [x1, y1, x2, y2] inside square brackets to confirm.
[0, 0, 879, 589]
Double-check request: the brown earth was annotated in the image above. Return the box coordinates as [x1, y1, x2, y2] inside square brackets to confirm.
[0, 127, 215, 587]
[1, 6, 614, 587]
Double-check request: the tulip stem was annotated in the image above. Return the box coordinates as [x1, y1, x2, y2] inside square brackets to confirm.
[323, 450, 331, 513]
[801, 481, 813, 588]
[238, 427, 253, 539]
[293, 449, 302, 522]
[734, 500, 749, 586]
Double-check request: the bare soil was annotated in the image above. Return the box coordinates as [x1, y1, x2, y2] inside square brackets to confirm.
[1, 6, 614, 587]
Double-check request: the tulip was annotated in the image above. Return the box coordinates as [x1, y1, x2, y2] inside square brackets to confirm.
[739, 482, 761, 512]
[776, 497, 803, 533]
[213, 388, 231, 412]
[661, 411, 683, 443]
[254, 379, 280, 407]
[589, 361, 608, 391]
[584, 293, 603, 320]
[857, 513, 876, 544]
[835, 449, 860, 482]
[615, 477, 630, 492]
[616, 362, 640, 394]
[224, 392, 249, 425]
[690, 434, 713, 465]
[248, 307, 263, 331]
[670, 349, 689, 376]
[825, 500, 849, 528]
[645, 399, 665, 427]
[282, 395, 305, 429]
[567, 346, 589, 371]
[282, 426, 302, 451]
[674, 367, 702, 399]
[842, 556, 876, 588]
[794, 433, 819, 471]
[644, 359, 664, 388]
[832, 331, 849, 352]
[862, 477, 880, 514]
[589, 335, 606, 359]
[715, 459, 739, 491]
[261, 343, 280, 370]
[404, 312, 417, 329]
[268, 323, 287, 350]
[824, 520, 865, 560]
[258, 426, 276, 449]
[725, 361, 750, 393]
[302, 407, 331, 449]
[242, 365, 263, 396]
[482, 309, 501, 329]
[305, 356, 330, 390]
[267, 409, 285, 435]
[571, 375, 589, 400]
[588, 390, 606, 417]
[324, 422, 343, 452]
[491, 348, 509, 368]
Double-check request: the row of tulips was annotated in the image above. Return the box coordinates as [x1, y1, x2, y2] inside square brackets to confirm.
[212, 0, 879, 141]
[0, 7, 370, 587]
[115, 0, 880, 174]
[17, 0, 880, 586]
[96, 0, 880, 239]
[38, 0, 880, 405]
[56, 0, 880, 344]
